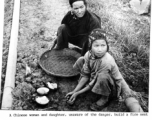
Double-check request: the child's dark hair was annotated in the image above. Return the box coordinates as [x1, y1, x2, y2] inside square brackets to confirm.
[88, 28, 109, 51]
[69, 0, 87, 7]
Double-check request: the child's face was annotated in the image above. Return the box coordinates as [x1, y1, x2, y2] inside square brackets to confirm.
[91, 39, 107, 57]
[72, 1, 86, 18]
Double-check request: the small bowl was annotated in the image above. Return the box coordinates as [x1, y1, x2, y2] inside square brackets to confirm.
[37, 87, 49, 95]
[46, 82, 58, 90]
[35, 96, 50, 105]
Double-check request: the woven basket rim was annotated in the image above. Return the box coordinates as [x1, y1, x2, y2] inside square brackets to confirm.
[39, 48, 81, 77]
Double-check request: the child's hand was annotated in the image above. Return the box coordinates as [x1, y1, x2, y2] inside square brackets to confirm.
[65, 91, 75, 100]
[67, 92, 78, 105]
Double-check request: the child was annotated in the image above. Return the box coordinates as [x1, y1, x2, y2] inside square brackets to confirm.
[65, 28, 130, 111]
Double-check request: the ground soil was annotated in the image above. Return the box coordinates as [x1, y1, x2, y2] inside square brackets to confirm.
[1, 0, 150, 111]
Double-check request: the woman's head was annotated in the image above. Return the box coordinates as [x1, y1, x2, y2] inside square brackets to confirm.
[69, 0, 87, 7]
[69, 0, 87, 18]
[88, 28, 109, 57]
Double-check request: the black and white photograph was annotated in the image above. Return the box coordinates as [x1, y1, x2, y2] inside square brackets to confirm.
[0, 0, 151, 119]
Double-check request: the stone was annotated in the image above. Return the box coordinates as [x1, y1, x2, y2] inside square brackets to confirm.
[130, 0, 151, 14]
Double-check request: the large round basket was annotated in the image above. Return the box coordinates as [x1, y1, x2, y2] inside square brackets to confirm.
[39, 48, 81, 77]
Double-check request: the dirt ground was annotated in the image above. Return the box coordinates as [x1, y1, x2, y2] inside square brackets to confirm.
[1, 0, 150, 111]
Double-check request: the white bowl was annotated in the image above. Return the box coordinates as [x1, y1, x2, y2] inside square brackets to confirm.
[47, 82, 58, 90]
[37, 87, 49, 95]
[35, 96, 49, 105]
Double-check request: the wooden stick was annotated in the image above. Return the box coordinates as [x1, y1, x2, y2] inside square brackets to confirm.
[1, 0, 20, 110]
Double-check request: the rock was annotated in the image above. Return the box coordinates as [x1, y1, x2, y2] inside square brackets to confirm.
[32, 71, 41, 77]
[3, 49, 9, 56]
[23, 105, 28, 110]
[2, 56, 8, 61]
[30, 61, 38, 68]
[130, 0, 151, 15]
[15, 81, 20, 85]
[21, 63, 26, 68]
[41, 43, 48, 48]
[63, 107, 70, 111]
[15, 75, 20, 81]
[17, 57, 22, 62]
[53, 98, 59, 103]
[47, 82, 58, 90]
[1, 74, 5, 79]
[26, 64, 31, 76]
[16, 63, 23, 69]
[44, 37, 54, 41]
[17, 107, 23, 110]
[19, 75, 25, 82]
[17, 100, 22, 106]
[24, 52, 30, 58]
[40, 82, 45, 87]
[32, 80, 37, 84]
[33, 82, 41, 89]
[25, 76, 32, 82]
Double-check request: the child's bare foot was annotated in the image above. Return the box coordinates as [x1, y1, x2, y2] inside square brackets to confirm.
[96, 95, 109, 106]
[90, 95, 109, 111]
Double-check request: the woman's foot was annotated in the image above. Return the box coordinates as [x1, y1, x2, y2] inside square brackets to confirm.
[90, 96, 109, 111]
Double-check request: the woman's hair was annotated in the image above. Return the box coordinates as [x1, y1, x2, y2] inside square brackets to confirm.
[88, 28, 109, 51]
[69, 0, 87, 7]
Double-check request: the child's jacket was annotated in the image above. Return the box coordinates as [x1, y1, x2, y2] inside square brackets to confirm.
[81, 51, 124, 97]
